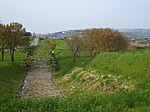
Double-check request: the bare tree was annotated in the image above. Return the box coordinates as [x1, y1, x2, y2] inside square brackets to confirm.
[67, 35, 84, 62]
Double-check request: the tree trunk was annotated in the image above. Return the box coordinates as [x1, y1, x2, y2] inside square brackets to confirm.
[10, 49, 15, 62]
[73, 53, 76, 63]
[1, 49, 5, 61]
[73, 46, 79, 63]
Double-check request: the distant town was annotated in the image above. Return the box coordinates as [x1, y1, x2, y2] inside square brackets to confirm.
[35, 29, 150, 44]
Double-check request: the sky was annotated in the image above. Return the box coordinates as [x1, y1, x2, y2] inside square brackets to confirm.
[0, 0, 150, 33]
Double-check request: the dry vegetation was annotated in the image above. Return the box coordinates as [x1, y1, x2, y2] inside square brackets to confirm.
[58, 67, 134, 97]
[130, 42, 150, 49]
[83, 28, 129, 55]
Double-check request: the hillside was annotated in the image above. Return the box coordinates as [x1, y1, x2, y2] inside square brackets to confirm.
[57, 50, 150, 97]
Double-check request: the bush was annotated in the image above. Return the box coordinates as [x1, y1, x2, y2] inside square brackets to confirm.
[83, 28, 129, 55]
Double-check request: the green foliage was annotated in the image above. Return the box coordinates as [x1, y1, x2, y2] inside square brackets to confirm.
[0, 22, 31, 62]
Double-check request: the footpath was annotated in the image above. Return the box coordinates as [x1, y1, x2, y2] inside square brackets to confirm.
[20, 60, 63, 99]
[20, 38, 63, 99]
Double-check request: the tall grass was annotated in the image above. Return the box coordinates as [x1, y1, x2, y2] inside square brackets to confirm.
[0, 90, 150, 112]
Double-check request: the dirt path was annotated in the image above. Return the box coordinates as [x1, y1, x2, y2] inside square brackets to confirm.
[20, 63, 63, 99]
[30, 37, 39, 46]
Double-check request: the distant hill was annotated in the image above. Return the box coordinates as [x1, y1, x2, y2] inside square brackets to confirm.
[118, 29, 150, 39]
[36, 30, 83, 38]
[36, 28, 150, 40]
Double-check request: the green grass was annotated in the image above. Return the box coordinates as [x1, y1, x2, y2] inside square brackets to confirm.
[0, 39, 150, 111]
[0, 90, 150, 112]
[0, 51, 25, 98]
[37, 39, 94, 76]
[51, 39, 150, 111]
[52, 39, 94, 77]
[85, 50, 150, 91]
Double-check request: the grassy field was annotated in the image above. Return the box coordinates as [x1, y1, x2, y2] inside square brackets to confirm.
[0, 51, 25, 98]
[0, 39, 150, 112]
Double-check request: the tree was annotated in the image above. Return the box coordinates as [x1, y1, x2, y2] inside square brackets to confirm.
[83, 28, 99, 55]
[4, 22, 30, 62]
[24, 32, 32, 36]
[83, 28, 129, 55]
[67, 35, 84, 62]
[48, 42, 56, 50]
[0, 24, 7, 61]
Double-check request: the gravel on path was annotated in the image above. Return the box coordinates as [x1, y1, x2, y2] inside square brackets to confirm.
[20, 67, 63, 99]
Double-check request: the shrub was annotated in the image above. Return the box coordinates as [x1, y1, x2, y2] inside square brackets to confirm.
[83, 28, 129, 55]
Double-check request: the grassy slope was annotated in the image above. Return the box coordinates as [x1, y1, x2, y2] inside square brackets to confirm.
[86, 50, 150, 90]
[0, 51, 25, 98]
[53, 39, 150, 111]
[57, 50, 150, 95]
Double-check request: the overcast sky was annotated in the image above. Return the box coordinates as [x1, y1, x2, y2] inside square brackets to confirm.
[0, 0, 150, 33]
